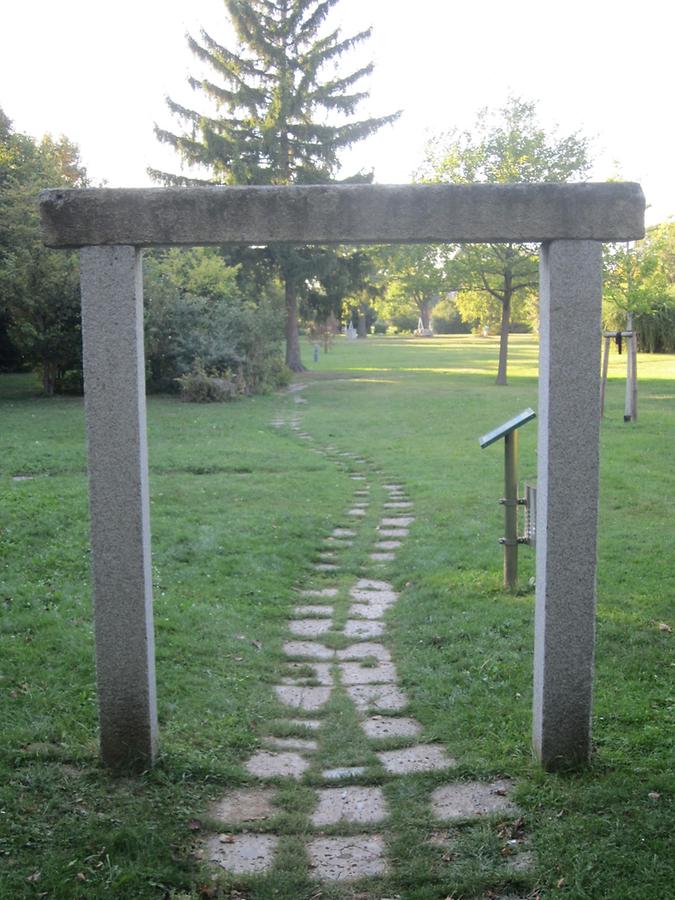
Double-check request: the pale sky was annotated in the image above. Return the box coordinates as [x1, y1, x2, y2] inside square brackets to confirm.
[2, 0, 673, 225]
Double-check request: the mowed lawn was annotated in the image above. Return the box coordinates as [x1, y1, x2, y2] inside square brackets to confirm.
[0, 334, 673, 899]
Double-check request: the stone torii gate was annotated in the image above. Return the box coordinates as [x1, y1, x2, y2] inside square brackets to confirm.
[40, 182, 644, 772]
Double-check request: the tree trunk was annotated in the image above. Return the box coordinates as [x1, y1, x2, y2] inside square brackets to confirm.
[42, 359, 56, 396]
[496, 288, 512, 385]
[285, 276, 306, 372]
[420, 298, 432, 331]
[357, 302, 367, 338]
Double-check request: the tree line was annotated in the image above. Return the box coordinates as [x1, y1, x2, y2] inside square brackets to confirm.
[1, 0, 673, 395]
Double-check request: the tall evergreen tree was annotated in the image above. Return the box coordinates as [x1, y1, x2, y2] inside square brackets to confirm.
[151, 0, 399, 371]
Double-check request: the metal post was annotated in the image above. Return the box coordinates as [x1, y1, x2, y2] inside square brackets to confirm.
[624, 314, 634, 421]
[600, 335, 611, 417]
[503, 430, 519, 590]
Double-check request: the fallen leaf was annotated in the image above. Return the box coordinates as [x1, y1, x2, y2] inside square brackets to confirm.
[648, 791, 661, 801]
[26, 871, 42, 883]
[251, 639, 262, 650]
[75, 872, 87, 882]
[219, 833, 236, 843]
[557, 877, 566, 889]
[658, 623, 671, 633]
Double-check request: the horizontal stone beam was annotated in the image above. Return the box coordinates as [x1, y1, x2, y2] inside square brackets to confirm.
[40, 183, 645, 248]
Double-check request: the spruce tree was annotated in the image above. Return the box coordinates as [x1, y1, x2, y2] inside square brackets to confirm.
[151, 0, 398, 371]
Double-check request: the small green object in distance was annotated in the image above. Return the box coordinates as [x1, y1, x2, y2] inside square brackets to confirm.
[479, 408, 537, 449]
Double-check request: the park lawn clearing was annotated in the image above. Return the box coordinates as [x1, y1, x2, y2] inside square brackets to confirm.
[0, 334, 673, 899]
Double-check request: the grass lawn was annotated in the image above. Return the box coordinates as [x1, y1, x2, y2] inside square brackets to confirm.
[0, 334, 673, 899]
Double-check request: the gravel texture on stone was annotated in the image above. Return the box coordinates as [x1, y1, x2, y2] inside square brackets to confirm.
[377, 744, 455, 774]
[337, 642, 391, 662]
[339, 661, 398, 685]
[360, 716, 422, 739]
[263, 736, 318, 752]
[307, 835, 387, 881]
[274, 686, 332, 711]
[311, 787, 388, 826]
[430, 780, 518, 820]
[292, 605, 334, 617]
[348, 602, 390, 620]
[209, 788, 277, 824]
[370, 552, 395, 561]
[288, 618, 333, 637]
[299, 588, 338, 598]
[343, 619, 385, 639]
[282, 662, 334, 686]
[244, 750, 310, 779]
[350, 588, 397, 604]
[282, 641, 335, 660]
[380, 517, 415, 527]
[347, 684, 409, 712]
[355, 579, 393, 591]
[206, 833, 278, 874]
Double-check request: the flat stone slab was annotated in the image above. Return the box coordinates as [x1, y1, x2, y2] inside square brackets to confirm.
[347, 684, 408, 712]
[380, 517, 415, 527]
[374, 541, 402, 550]
[206, 833, 278, 875]
[322, 766, 367, 780]
[350, 475, 366, 480]
[383, 484, 404, 490]
[313, 562, 339, 571]
[209, 788, 277, 824]
[283, 718, 322, 730]
[377, 528, 409, 538]
[383, 501, 413, 509]
[430, 780, 519, 820]
[293, 605, 334, 617]
[283, 641, 334, 660]
[311, 787, 388, 826]
[282, 662, 334, 686]
[353, 490, 370, 496]
[245, 750, 310, 779]
[317, 550, 337, 560]
[347, 508, 366, 516]
[370, 552, 395, 561]
[355, 579, 393, 591]
[340, 661, 398, 685]
[274, 686, 332, 711]
[377, 744, 455, 774]
[338, 642, 391, 662]
[307, 834, 387, 881]
[361, 716, 422, 739]
[348, 602, 390, 620]
[299, 588, 338, 598]
[343, 620, 385, 639]
[352, 501, 369, 508]
[264, 736, 318, 752]
[350, 588, 398, 604]
[332, 529, 356, 537]
[288, 618, 333, 637]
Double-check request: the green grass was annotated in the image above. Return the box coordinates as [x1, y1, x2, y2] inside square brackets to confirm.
[1, 335, 673, 899]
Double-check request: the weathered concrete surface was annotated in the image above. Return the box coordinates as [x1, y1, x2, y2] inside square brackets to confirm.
[430, 780, 519, 820]
[40, 183, 645, 248]
[210, 788, 277, 824]
[307, 835, 387, 881]
[206, 833, 278, 874]
[377, 744, 455, 774]
[80, 246, 157, 770]
[533, 240, 603, 770]
[311, 787, 388, 825]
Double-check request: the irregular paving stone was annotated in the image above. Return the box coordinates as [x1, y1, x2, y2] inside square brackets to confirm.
[343, 619, 385, 639]
[313, 562, 339, 571]
[380, 517, 415, 527]
[311, 786, 388, 826]
[383, 501, 413, 509]
[353, 489, 370, 496]
[377, 744, 455, 774]
[430, 780, 518, 820]
[264, 736, 318, 752]
[350, 475, 366, 481]
[274, 686, 332, 711]
[283, 641, 335, 660]
[339, 661, 398, 685]
[317, 550, 337, 559]
[348, 602, 390, 620]
[299, 588, 338, 598]
[361, 716, 422, 739]
[349, 588, 397, 605]
[293, 605, 334, 617]
[338, 642, 391, 662]
[383, 484, 404, 490]
[284, 718, 322, 730]
[282, 662, 334, 686]
[307, 835, 387, 881]
[352, 501, 369, 508]
[206, 833, 278, 874]
[355, 579, 393, 591]
[370, 552, 395, 561]
[322, 766, 367, 780]
[245, 750, 310, 779]
[288, 618, 333, 637]
[377, 528, 409, 538]
[347, 508, 366, 516]
[374, 540, 402, 550]
[347, 684, 408, 712]
[210, 788, 277, 824]
[332, 528, 356, 537]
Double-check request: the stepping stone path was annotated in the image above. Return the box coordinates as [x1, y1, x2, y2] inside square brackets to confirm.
[201, 387, 533, 888]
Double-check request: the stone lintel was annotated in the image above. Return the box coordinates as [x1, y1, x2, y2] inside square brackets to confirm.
[40, 182, 645, 248]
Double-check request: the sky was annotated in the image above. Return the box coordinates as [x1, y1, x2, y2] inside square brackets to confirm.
[2, 0, 673, 225]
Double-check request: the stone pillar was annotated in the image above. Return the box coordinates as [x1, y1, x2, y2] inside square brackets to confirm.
[533, 240, 603, 770]
[80, 246, 158, 770]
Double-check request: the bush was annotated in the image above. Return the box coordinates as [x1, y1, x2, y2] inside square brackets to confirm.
[175, 363, 238, 402]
